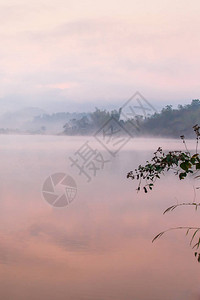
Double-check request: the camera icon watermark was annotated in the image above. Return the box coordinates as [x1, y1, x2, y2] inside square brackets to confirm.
[42, 173, 77, 207]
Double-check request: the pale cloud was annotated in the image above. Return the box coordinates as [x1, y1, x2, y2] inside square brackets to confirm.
[0, 0, 200, 110]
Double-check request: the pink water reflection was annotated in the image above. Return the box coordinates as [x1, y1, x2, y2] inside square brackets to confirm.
[0, 135, 200, 300]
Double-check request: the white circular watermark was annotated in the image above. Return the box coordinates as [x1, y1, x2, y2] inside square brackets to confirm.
[42, 173, 77, 207]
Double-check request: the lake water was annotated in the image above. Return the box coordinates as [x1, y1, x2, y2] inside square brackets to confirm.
[1, 135, 200, 300]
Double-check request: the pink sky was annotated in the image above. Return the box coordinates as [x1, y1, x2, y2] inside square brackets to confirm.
[0, 0, 200, 110]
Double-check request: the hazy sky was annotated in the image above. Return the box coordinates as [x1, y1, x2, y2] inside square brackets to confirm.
[0, 0, 200, 112]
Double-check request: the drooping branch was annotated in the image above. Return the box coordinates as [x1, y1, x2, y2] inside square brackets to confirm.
[127, 126, 200, 193]
[127, 125, 200, 262]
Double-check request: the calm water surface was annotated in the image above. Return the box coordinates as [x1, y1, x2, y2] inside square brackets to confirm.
[1, 135, 200, 300]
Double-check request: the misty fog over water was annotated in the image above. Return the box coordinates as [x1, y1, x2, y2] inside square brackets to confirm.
[1, 0, 200, 298]
[1, 135, 200, 300]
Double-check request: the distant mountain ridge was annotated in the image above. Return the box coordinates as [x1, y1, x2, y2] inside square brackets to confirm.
[0, 107, 90, 134]
[0, 100, 199, 137]
[0, 107, 45, 130]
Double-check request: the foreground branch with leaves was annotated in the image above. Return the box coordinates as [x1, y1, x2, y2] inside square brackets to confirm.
[127, 125, 200, 262]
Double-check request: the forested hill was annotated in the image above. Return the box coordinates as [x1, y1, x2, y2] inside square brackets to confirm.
[62, 100, 200, 138]
[141, 99, 200, 138]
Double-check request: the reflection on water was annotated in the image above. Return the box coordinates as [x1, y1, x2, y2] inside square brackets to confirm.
[0, 135, 200, 300]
